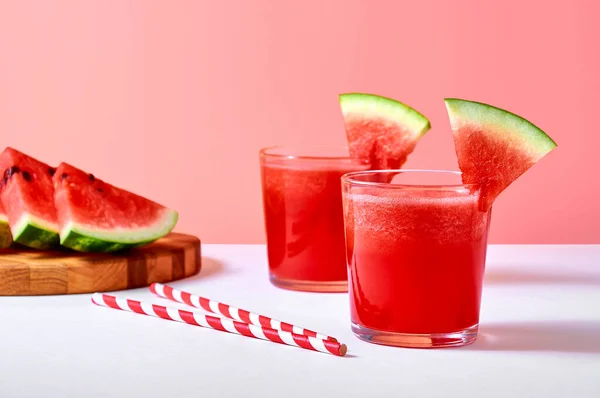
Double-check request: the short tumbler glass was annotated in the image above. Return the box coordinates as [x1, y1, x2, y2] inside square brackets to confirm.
[341, 170, 492, 347]
[260, 146, 370, 292]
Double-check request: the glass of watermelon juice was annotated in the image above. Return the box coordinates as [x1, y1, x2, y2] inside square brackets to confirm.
[260, 146, 370, 292]
[342, 170, 492, 348]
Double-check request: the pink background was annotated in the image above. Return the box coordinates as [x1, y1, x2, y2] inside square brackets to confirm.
[0, 0, 598, 244]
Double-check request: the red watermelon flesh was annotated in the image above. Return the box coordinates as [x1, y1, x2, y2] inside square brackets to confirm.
[53, 162, 178, 252]
[445, 99, 557, 211]
[339, 93, 431, 170]
[0, 147, 59, 249]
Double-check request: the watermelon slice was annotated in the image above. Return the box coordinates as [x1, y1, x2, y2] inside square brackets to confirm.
[0, 147, 60, 249]
[0, 202, 12, 248]
[53, 162, 178, 252]
[339, 93, 431, 169]
[444, 98, 557, 210]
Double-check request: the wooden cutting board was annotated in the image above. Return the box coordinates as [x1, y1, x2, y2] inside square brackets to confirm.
[0, 233, 201, 296]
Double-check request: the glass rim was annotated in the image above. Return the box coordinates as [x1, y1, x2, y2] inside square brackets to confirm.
[341, 169, 478, 189]
[259, 145, 370, 164]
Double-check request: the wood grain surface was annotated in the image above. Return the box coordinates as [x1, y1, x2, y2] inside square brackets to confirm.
[0, 233, 201, 296]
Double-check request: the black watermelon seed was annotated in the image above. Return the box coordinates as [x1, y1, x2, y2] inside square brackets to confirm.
[97, 187, 103, 193]
[89, 173, 95, 182]
[0, 177, 7, 187]
[61, 173, 69, 180]
[49, 167, 56, 176]
[6, 166, 20, 178]
[22, 171, 32, 182]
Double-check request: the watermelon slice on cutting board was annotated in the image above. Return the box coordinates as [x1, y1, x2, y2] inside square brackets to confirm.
[53, 162, 178, 252]
[445, 98, 557, 211]
[0, 147, 60, 249]
[339, 93, 431, 170]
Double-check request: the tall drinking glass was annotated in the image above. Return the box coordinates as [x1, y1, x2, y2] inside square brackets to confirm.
[341, 170, 492, 347]
[260, 146, 370, 292]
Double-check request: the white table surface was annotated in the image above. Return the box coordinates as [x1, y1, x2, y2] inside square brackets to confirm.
[0, 244, 599, 398]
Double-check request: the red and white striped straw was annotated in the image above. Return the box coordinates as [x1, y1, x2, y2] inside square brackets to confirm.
[91, 293, 347, 357]
[150, 283, 337, 342]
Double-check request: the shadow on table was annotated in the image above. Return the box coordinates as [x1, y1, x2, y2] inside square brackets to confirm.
[484, 268, 600, 286]
[186, 257, 227, 281]
[467, 321, 600, 354]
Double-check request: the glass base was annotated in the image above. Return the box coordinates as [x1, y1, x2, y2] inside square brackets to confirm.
[269, 273, 348, 293]
[352, 322, 479, 348]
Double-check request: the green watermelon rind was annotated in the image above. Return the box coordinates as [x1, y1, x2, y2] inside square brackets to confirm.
[339, 93, 431, 137]
[11, 214, 60, 249]
[444, 98, 557, 157]
[0, 215, 12, 249]
[59, 209, 179, 252]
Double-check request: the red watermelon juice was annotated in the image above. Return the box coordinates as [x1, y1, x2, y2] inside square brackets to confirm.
[342, 170, 491, 347]
[260, 146, 370, 292]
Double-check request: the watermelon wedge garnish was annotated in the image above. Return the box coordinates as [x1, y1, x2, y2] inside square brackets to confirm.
[444, 98, 557, 210]
[0, 147, 60, 249]
[53, 163, 178, 252]
[339, 93, 431, 169]
[0, 202, 12, 248]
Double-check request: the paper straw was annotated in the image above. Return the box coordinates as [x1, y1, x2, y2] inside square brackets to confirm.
[91, 293, 347, 357]
[150, 283, 338, 342]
